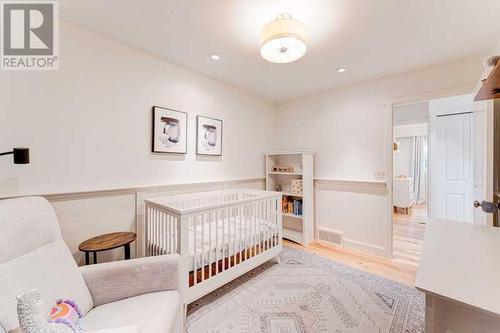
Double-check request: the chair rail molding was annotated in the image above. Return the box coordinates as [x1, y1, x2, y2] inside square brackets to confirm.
[0, 177, 266, 202]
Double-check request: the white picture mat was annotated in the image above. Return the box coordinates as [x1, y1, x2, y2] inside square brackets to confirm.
[153, 106, 187, 153]
[197, 116, 222, 155]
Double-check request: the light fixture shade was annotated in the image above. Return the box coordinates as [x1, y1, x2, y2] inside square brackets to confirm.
[260, 13, 307, 64]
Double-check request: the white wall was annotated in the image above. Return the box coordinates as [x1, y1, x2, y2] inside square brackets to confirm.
[0, 23, 275, 263]
[393, 101, 429, 125]
[393, 137, 413, 177]
[275, 55, 485, 256]
[0, 22, 276, 198]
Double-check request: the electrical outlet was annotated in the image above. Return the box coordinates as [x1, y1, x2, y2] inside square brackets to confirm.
[374, 171, 385, 180]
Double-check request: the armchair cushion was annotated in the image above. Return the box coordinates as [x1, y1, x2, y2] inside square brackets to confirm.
[82, 291, 181, 333]
[80, 254, 181, 307]
[0, 197, 93, 332]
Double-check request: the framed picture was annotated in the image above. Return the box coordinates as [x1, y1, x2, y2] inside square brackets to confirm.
[196, 116, 223, 156]
[152, 106, 188, 154]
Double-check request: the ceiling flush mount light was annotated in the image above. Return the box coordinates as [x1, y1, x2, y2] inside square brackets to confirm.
[210, 53, 220, 61]
[337, 67, 347, 73]
[260, 13, 307, 64]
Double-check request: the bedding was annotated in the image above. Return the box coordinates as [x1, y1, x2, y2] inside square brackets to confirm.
[149, 216, 277, 271]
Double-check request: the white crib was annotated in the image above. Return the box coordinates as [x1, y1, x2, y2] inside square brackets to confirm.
[143, 189, 282, 304]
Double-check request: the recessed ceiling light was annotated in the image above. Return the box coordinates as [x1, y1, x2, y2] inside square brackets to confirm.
[210, 53, 220, 61]
[337, 67, 347, 73]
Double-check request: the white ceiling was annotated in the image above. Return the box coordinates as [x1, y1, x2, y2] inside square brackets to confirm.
[60, 0, 500, 103]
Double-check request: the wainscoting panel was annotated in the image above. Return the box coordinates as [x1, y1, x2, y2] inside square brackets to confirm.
[37, 178, 265, 265]
[314, 178, 389, 257]
[4, 177, 390, 263]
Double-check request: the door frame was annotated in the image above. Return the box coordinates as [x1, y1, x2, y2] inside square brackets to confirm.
[384, 85, 473, 259]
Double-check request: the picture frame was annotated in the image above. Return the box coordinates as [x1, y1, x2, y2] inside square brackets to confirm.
[152, 106, 188, 154]
[196, 116, 223, 156]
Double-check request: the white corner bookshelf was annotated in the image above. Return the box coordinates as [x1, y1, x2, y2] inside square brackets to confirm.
[265, 150, 314, 246]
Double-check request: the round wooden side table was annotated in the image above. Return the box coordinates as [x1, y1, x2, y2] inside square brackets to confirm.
[79, 232, 136, 265]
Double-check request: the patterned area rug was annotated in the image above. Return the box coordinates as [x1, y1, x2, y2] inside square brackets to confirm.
[187, 246, 424, 333]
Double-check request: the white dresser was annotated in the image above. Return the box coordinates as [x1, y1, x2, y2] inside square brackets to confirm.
[393, 177, 414, 211]
[416, 220, 500, 333]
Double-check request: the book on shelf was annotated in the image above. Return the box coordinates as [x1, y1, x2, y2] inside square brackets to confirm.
[282, 196, 302, 216]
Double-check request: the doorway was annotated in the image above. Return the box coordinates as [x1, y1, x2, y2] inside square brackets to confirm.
[391, 93, 484, 268]
[392, 101, 429, 268]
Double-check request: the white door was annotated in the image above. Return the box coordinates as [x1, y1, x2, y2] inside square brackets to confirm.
[430, 112, 473, 223]
[472, 100, 494, 226]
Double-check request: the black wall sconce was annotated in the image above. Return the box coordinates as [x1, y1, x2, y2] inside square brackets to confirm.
[0, 148, 30, 164]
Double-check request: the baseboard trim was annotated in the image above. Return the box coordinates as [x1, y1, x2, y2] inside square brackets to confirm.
[343, 238, 388, 258]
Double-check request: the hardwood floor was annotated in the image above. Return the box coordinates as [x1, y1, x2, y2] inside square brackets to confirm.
[284, 240, 419, 287]
[393, 204, 427, 268]
[284, 204, 427, 287]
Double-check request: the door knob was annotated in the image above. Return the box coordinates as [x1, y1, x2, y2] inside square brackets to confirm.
[474, 200, 498, 213]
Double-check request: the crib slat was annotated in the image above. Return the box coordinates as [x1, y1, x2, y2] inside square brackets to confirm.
[157, 209, 160, 256]
[265, 200, 269, 250]
[232, 208, 235, 268]
[157, 209, 161, 256]
[266, 200, 270, 249]
[166, 214, 170, 254]
[208, 211, 213, 278]
[201, 213, 205, 282]
[168, 213, 173, 254]
[256, 202, 260, 255]
[238, 206, 243, 263]
[193, 216, 197, 286]
[174, 216, 177, 254]
[274, 199, 277, 247]
[163, 211, 166, 254]
[171, 214, 175, 254]
[263, 201, 267, 251]
[146, 206, 150, 256]
[243, 205, 247, 261]
[215, 210, 220, 275]
[161, 210, 164, 254]
[223, 208, 227, 272]
[247, 205, 251, 258]
[153, 209, 157, 256]
[253, 202, 257, 256]
[169, 213, 172, 254]
[159, 211, 163, 255]
[259, 201, 266, 253]
[150, 207, 153, 256]
[232, 208, 236, 268]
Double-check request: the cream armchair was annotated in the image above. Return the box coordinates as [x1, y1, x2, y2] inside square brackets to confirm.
[0, 197, 184, 333]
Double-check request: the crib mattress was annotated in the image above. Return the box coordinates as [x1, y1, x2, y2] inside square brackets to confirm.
[150, 216, 277, 271]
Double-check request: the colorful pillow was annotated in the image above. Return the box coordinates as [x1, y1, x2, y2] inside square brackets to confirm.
[48, 298, 82, 332]
[16, 290, 81, 333]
